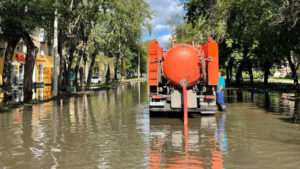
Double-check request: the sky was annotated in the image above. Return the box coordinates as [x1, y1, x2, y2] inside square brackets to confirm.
[143, 0, 185, 48]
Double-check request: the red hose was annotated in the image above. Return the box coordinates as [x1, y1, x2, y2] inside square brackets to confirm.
[181, 82, 189, 155]
[182, 85, 188, 126]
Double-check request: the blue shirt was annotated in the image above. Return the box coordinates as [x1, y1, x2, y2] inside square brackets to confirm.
[217, 76, 225, 91]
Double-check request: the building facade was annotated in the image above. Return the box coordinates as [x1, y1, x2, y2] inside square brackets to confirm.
[0, 28, 54, 86]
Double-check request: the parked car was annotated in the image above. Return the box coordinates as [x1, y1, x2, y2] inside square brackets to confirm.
[91, 76, 101, 84]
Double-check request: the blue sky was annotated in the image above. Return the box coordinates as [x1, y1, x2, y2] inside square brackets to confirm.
[143, 0, 185, 48]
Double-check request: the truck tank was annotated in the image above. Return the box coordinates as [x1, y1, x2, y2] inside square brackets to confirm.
[163, 44, 201, 87]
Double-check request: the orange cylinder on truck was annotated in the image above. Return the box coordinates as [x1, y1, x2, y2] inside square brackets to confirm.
[163, 44, 201, 87]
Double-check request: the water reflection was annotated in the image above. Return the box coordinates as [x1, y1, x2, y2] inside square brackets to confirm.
[149, 114, 228, 168]
[224, 89, 300, 122]
[237, 90, 243, 102]
[0, 82, 150, 169]
[1, 83, 300, 168]
[32, 86, 52, 100]
[0, 86, 52, 105]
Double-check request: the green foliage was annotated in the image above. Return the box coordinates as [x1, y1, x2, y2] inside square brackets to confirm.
[0, 0, 151, 94]
[0, 0, 54, 39]
[139, 40, 152, 73]
[180, 0, 300, 84]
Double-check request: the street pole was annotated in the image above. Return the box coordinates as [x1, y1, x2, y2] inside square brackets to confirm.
[138, 50, 140, 79]
[53, 8, 59, 97]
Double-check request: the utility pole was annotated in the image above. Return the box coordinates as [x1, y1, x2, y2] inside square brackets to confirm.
[138, 50, 140, 79]
[53, 8, 59, 97]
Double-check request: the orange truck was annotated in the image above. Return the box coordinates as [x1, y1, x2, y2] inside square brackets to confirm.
[148, 37, 219, 115]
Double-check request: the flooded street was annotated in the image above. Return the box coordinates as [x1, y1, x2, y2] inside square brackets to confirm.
[1, 82, 300, 169]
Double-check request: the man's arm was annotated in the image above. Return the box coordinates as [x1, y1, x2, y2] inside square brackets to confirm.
[218, 85, 223, 93]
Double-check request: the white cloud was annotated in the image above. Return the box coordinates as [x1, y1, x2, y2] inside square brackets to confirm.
[157, 34, 172, 45]
[154, 24, 170, 31]
[144, 0, 185, 47]
[147, 0, 183, 26]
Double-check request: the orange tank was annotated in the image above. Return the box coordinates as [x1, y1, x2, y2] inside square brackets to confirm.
[163, 44, 201, 87]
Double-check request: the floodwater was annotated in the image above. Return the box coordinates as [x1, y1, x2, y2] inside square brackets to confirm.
[0, 82, 300, 169]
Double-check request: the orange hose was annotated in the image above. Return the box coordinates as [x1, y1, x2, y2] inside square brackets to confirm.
[182, 85, 188, 126]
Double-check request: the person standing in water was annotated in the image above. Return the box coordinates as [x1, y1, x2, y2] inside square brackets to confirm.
[217, 72, 226, 111]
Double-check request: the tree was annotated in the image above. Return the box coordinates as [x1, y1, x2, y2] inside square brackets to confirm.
[54, 0, 91, 92]
[271, 0, 300, 85]
[0, 0, 152, 103]
[100, 0, 151, 80]
[182, 0, 299, 86]
[0, 0, 54, 102]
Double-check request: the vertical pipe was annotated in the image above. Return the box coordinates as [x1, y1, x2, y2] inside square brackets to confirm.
[53, 8, 59, 97]
[182, 85, 188, 126]
[138, 50, 140, 79]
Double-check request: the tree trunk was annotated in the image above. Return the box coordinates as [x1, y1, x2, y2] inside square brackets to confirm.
[263, 63, 270, 85]
[247, 60, 253, 84]
[226, 58, 233, 84]
[85, 48, 99, 90]
[79, 67, 84, 88]
[105, 64, 110, 84]
[114, 66, 118, 80]
[226, 65, 230, 83]
[74, 56, 82, 91]
[66, 47, 75, 90]
[122, 59, 125, 78]
[229, 61, 233, 82]
[2, 37, 21, 104]
[237, 90, 243, 102]
[118, 40, 123, 79]
[82, 46, 88, 84]
[62, 61, 68, 89]
[58, 33, 64, 94]
[236, 48, 249, 84]
[294, 92, 300, 122]
[287, 52, 298, 85]
[22, 31, 38, 102]
[114, 56, 119, 81]
[235, 61, 244, 84]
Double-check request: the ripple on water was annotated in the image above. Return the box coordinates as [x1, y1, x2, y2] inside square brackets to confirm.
[0, 86, 300, 169]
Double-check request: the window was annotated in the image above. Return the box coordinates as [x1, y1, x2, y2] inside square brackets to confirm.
[22, 44, 27, 53]
[47, 44, 52, 56]
[40, 46, 45, 56]
[19, 63, 24, 84]
[38, 88, 44, 100]
[39, 28, 45, 42]
[16, 46, 20, 52]
[39, 64, 44, 82]
[11, 65, 19, 85]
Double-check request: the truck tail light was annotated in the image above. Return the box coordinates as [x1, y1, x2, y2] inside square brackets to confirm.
[206, 95, 216, 99]
[152, 95, 163, 99]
